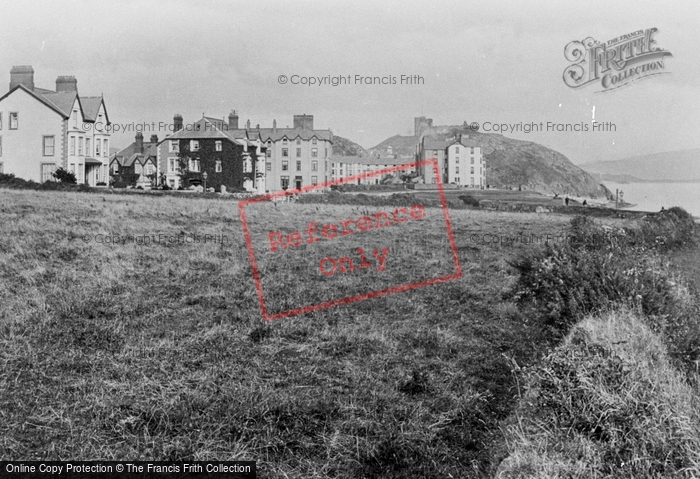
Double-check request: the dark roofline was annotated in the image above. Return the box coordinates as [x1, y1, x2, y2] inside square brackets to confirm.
[0, 84, 67, 118]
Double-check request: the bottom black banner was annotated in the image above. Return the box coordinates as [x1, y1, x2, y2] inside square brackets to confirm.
[1, 462, 256, 478]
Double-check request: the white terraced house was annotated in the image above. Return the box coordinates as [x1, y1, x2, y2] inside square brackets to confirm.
[0, 65, 111, 185]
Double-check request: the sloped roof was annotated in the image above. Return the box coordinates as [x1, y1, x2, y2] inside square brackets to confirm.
[255, 127, 332, 142]
[422, 137, 447, 150]
[111, 142, 158, 166]
[40, 91, 79, 117]
[80, 96, 104, 121]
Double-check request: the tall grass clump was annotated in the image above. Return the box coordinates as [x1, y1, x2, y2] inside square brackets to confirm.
[508, 210, 700, 371]
[496, 310, 700, 478]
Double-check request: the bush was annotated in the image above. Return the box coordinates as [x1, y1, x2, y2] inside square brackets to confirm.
[508, 213, 700, 370]
[498, 311, 700, 478]
[459, 195, 480, 207]
[52, 167, 77, 184]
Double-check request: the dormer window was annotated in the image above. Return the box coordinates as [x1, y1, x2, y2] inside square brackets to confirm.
[72, 110, 78, 128]
[312, 137, 317, 145]
[282, 138, 288, 145]
[296, 138, 301, 145]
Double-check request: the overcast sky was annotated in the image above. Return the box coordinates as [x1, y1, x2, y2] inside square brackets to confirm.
[1, 0, 698, 165]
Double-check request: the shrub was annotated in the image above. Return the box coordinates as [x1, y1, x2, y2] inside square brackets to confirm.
[459, 195, 480, 207]
[52, 167, 77, 184]
[498, 311, 700, 478]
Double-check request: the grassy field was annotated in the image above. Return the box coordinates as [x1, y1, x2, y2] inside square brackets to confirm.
[0, 188, 693, 477]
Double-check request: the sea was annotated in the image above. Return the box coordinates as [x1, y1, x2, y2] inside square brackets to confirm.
[603, 181, 700, 218]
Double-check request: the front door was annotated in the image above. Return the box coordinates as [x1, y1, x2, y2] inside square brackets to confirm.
[295, 177, 302, 190]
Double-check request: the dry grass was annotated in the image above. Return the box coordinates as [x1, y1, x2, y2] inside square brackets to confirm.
[0, 188, 586, 477]
[497, 310, 700, 478]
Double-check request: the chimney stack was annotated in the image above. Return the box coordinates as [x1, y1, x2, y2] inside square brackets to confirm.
[293, 114, 313, 130]
[173, 114, 183, 132]
[9, 65, 34, 91]
[246, 119, 251, 130]
[273, 119, 277, 132]
[135, 132, 144, 154]
[56, 76, 78, 92]
[228, 110, 239, 129]
[150, 134, 158, 144]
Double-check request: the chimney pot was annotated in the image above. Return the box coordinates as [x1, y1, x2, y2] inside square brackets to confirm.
[55, 75, 78, 92]
[173, 114, 183, 132]
[135, 132, 144, 154]
[228, 110, 239, 129]
[9, 65, 35, 91]
[150, 134, 158, 144]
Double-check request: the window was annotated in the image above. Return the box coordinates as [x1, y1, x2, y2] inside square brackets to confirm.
[215, 160, 222, 172]
[471, 167, 474, 174]
[312, 160, 318, 171]
[10, 112, 18, 130]
[243, 158, 252, 173]
[266, 162, 271, 171]
[135, 163, 142, 175]
[0, 162, 3, 173]
[312, 138, 317, 145]
[170, 141, 179, 152]
[296, 160, 301, 171]
[311, 148, 318, 157]
[78, 137, 83, 156]
[282, 160, 288, 171]
[456, 166, 459, 174]
[311, 176, 318, 185]
[296, 148, 301, 157]
[43, 136, 55, 156]
[471, 157, 474, 164]
[433, 150, 438, 156]
[97, 114, 103, 131]
[215, 141, 222, 151]
[70, 136, 76, 155]
[86, 138, 91, 156]
[265, 148, 271, 157]
[296, 138, 301, 145]
[72, 110, 78, 128]
[325, 148, 328, 158]
[189, 159, 200, 172]
[0, 112, 3, 129]
[169, 157, 179, 173]
[69, 163, 75, 173]
[280, 176, 289, 190]
[147, 164, 154, 175]
[282, 138, 288, 145]
[191, 140, 199, 151]
[112, 163, 118, 173]
[104, 139, 108, 155]
[471, 147, 475, 154]
[41, 163, 56, 182]
[455, 146, 460, 153]
[95, 140, 100, 156]
[282, 148, 288, 157]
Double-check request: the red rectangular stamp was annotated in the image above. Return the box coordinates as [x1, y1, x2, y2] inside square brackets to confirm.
[238, 158, 462, 321]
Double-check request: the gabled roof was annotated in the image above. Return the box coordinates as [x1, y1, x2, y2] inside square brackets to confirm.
[111, 142, 158, 166]
[80, 96, 105, 122]
[0, 83, 109, 124]
[255, 127, 332, 142]
[0, 84, 67, 118]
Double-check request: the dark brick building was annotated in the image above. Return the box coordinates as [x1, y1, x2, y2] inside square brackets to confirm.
[156, 115, 265, 191]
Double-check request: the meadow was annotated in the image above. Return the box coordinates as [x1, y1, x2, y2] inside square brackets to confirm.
[0, 188, 697, 478]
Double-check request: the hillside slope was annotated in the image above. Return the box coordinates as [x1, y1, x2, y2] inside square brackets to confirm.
[581, 149, 700, 181]
[332, 135, 368, 157]
[369, 125, 609, 198]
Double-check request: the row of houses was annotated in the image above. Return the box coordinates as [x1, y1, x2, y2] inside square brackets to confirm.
[0, 65, 484, 193]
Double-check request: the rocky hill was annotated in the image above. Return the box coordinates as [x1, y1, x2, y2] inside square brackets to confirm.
[367, 124, 610, 198]
[332, 135, 368, 157]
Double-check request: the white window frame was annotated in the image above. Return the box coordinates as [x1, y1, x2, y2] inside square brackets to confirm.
[9, 112, 18, 130]
[43, 136, 55, 156]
